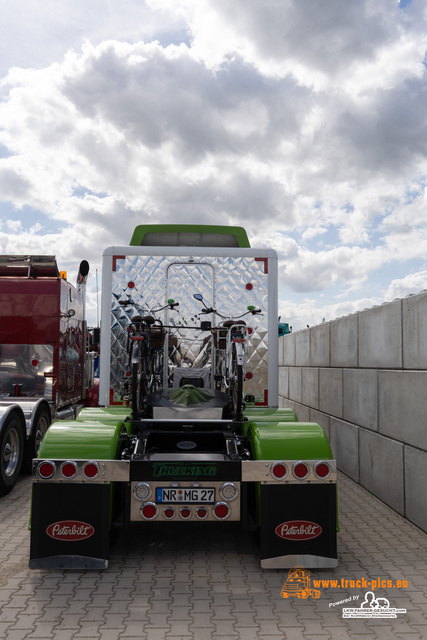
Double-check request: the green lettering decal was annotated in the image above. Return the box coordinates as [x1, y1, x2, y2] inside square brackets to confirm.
[152, 463, 217, 478]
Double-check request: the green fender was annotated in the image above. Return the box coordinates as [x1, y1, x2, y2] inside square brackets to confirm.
[246, 420, 338, 530]
[247, 421, 333, 461]
[38, 419, 127, 460]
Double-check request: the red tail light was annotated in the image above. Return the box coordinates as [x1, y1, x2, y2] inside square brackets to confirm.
[271, 462, 287, 480]
[38, 461, 55, 479]
[83, 462, 99, 479]
[61, 461, 77, 479]
[163, 507, 175, 519]
[196, 507, 208, 520]
[314, 462, 331, 479]
[213, 502, 230, 520]
[292, 462, 309, 480]
[180, 507, 192, 520]
[141, 503, 158, 520]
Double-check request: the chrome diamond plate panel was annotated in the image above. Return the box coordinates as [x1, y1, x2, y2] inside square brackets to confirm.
[109, 254, 269, 403]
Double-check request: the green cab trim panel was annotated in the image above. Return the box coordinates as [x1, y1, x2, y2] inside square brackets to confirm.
[247, 422, 333, 461]
[129, 224, 251, 248]
[37, 420, 126, 460]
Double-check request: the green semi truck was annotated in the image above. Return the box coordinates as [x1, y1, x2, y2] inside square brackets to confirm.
[30, 225, 337, 570]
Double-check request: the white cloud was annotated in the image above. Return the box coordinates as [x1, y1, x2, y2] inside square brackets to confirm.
[0, 0, 427, 329]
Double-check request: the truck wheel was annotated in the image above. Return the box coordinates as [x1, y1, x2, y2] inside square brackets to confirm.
[22, 407, 51, 473]
[0, 413, 24, 496]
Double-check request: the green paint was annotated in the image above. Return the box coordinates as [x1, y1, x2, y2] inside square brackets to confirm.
[38, 420, 126, 460]
[167, 385, 213, 406]
[129, 224, 251, 247]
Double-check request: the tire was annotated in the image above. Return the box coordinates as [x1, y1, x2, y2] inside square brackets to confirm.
[22, 407, 51, 473]
[231, 347, 244, 420]
[0, 413, 25, 497]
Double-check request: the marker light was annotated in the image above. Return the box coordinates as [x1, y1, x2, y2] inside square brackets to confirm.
[292, 462, 310, 480]
[314, 462, 331, 479]
[60, 461, 77, 479]
[141, 503, 158, 520]
[38, 461, 55, 479]
[270, 462, 287, 480]
[83, 462, 99, 479]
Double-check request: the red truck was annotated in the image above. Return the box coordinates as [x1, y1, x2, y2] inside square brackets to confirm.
[0, 255, 92, 496]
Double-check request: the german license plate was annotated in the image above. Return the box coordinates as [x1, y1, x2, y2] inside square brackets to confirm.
[156, 487, 215, 504]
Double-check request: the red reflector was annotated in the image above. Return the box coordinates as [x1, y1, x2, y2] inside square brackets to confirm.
[38, 462, 55, 479]
[141, 503, 157, 519]
[213, 503, 230, 520]
[61, 462, 77, 478]
[83, 462, 99, 479]
[293, 462, 309, 479]
[271, 463, 287, 479]
[180, 507, 192, 520]
[245, 371, 253, 380]
[128, 281, 135, 289]
[246, 283, 253, 290]
[314, 462, 330, 478]
[163, 508, 175, 519]
[196, 507, 208, 520]
[31, 359, 38, 367]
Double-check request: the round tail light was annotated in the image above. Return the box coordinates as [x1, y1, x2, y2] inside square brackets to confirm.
[133, 482, 152, 501]
[314, 462, 331, 479]
[220, 482, 238, 501]
[163, 507, 175, 519]
[292, 462, 310, 480]
[60, 461, 77, 479]
[213, 502, 230, 520]
[83, 462, 99, 479]
[141, 503, 158, 520]
[180, 507, 192, 520]
[38, 461, 55, 479]
[270, 462, 287, 480]
[196, 507, 208, 520]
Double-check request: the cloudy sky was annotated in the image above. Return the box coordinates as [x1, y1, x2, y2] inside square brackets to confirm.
[1, 0, 426, 329]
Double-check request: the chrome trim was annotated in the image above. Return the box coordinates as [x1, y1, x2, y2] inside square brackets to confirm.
[261, 554, 338, 569]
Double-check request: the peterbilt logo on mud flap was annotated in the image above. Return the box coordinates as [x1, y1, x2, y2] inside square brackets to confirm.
[46, 521, 95, 541]
[275, 520, 322, 541]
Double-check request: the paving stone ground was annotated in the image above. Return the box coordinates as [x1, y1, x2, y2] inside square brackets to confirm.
[1, 472, 426, 640]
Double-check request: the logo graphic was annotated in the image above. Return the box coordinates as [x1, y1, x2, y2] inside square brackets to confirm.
[343, 591, 407, 618]
[281, 566, 321, 600]
[275, 520, 322, 541]
[152, 463, 217, 477]
[46, 520, 95, 541]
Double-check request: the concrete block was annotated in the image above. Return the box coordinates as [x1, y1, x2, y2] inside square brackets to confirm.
[379, 370, 427, 450]
[278, 334, 285, 366]
[331, 314, 358, 367]
[309, 409, 330, 441]
[293, 402, 310, 422]
[343, 369, 378, 431]
[301, 367, 319, 409]
[402, 291, 427, 369]
[310, 324, 330, 367]
[404, 445, 427, 533]
[282, 333, 296, 366]
[278, 366, 289, 399]
[288, 367, 302, 403]
[319, 368, 343, 418]
[359, 429, 404, 515]
[358, 301, 402, 368]
[295, 330, 310, 366]
[329, 418, 358, 481]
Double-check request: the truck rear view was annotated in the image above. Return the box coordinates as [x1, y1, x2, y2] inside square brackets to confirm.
[30, 226, 337, 570]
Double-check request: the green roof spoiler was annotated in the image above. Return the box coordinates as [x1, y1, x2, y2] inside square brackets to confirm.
[130, 224, 251, 248]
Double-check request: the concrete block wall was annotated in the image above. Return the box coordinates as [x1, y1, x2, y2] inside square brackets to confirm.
[278, 291, 427, 534]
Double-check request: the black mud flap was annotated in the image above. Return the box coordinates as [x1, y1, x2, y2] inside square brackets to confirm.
[30, 483, 111, 570]
[260, 484, 337, 569]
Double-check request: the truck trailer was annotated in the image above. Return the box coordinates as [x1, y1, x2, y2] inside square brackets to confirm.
[0, 255, 91, 496]
[30, 225, 338, 570]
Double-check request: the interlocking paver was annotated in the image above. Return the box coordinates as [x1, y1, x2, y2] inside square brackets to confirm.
[1, 473, 427, 640]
